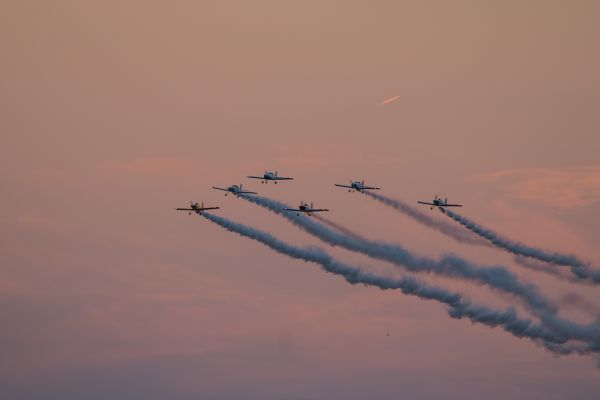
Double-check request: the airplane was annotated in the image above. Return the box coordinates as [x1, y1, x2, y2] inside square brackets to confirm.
[212, 184, 257, 196]
[247, 170, 293, 184]
[283, 201, 330, 216]
[417, 195, 462, 213]
[175, 201, 220, 215]
[334, 180, 381, 193]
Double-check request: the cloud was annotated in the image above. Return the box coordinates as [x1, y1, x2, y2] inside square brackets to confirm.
[475, 166, 600, 208]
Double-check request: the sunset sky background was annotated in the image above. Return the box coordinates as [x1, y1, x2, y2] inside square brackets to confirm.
[2, 1, 600, 399]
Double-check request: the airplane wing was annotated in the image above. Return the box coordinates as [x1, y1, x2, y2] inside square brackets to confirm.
[247, 176, 263, 180]
[273, 177, 293, 180]
[360, 186, 380, 190]
[212, 186, 229, 192]
[200, 207, 220, 210]
[175, 208, 194, 211]
[444, 204, 462, 207]
[417, 201, 435, 205]
[335, 184, 353, 189]
[309, 209, 329, 212]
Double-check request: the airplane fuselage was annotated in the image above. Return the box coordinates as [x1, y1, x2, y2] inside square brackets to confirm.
[351, 181, 369, 191]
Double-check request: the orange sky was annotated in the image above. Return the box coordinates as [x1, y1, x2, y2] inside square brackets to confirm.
[2, 1, 600, 398]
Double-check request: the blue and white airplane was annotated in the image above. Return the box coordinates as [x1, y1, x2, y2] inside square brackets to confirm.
[247, 171, 293, 184]
[175, 201, 220, 215]
[335, 180, 381, 193]
[283, 201, 329, 216]
[212, 184, 257, 196]
[417, 195, 462, 212]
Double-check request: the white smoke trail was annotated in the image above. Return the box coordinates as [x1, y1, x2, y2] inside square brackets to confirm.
[237, 194, 600, 347]
[444, 209, 600, 283]
[200, 212, 586, 354]
[364, 191, 488, 246]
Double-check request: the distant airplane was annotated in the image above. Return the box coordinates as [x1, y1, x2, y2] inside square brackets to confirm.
[175, 201, 220, 215]
[283, 201, 330, 216]
[417, 195, 462, 212]
[247, 171, 293, 184]
[334, 180, 381, 193]
[212, 184, 257, 196]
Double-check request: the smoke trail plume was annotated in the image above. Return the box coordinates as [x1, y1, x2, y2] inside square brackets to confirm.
[444, 209, 600, 283]
[363, 191, 488, 246]
[313, 215, 369, 242]
[238, 194, 600, 346]
[200, 212, 582, 354]
[514, 256, 581, 283]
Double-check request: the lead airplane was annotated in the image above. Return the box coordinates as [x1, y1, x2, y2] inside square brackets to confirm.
[212, 183, 257, 196]
[283, 201, 330, 216]
[334, 180, 381, 193]
[247, 170, 293, 184]
[175, 201, 220, 215]
[417, 195, 462, 212]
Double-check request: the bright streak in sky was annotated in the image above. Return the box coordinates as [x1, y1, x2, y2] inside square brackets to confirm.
[381, 95, 401, 105]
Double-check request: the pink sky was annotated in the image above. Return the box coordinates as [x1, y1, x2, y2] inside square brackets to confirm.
[2, 1, 600, 398]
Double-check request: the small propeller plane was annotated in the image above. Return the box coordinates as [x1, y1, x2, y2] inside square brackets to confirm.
[417, 195, 462, 213]
[334, 180, 381, 193]
[175, 201, 220, 215]
[212, 184, 257, 196]
[247, 170, 293, 184]
[283, 201, 330, 216]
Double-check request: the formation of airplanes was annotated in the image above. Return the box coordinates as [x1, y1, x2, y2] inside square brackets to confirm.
[176, 170, 463, 216]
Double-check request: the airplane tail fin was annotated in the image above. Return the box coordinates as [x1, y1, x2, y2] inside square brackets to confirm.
[275, 170, 278, 177]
